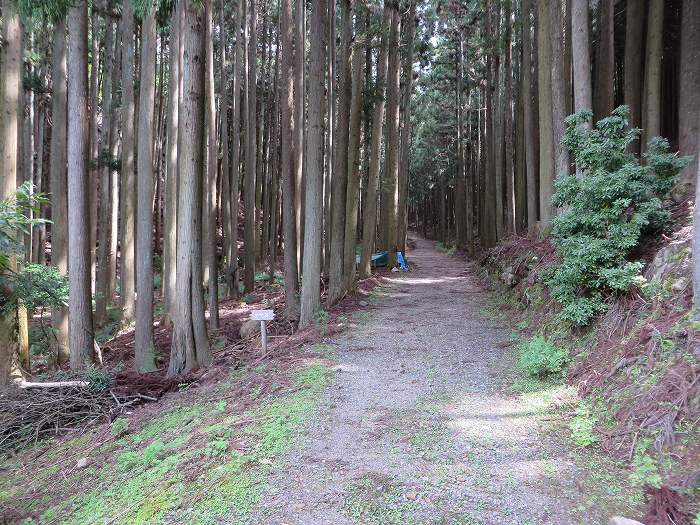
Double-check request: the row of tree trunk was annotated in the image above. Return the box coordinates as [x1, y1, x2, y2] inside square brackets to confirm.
[416, 0, 699, 250]
[0, 0, 420, 381]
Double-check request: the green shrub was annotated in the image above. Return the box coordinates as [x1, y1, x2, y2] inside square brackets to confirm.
[545, 106, 691, 326]
[569, 404, 598, 447]
[518, 336, 568, 377]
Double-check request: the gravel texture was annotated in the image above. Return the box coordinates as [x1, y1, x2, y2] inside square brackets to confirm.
[250, 237, 625, 525]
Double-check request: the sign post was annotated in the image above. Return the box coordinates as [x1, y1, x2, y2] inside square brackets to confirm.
[250, 309, 275, 353]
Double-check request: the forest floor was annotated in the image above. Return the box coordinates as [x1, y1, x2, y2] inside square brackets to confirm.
[248, 236, 643, 525]
[2, 237, 647, 524]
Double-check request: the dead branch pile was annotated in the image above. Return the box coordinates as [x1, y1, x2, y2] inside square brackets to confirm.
[0, 384, 155, 453]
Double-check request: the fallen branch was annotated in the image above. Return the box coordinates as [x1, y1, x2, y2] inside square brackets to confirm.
[18, 380, 90, 389]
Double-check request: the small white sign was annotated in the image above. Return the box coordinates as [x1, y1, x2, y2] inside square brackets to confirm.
[250, 309, 275, 321]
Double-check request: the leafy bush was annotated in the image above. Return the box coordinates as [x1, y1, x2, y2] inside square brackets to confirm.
[546, 106, 691, 326]
[518, 336, 568, 377]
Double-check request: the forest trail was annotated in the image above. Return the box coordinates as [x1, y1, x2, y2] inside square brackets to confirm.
[250, 237, 617, 525]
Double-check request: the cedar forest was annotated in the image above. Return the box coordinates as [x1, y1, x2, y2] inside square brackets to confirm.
[0, 0, 699, 523]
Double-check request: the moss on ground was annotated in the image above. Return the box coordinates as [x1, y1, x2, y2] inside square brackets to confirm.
[2, 363, 334, 525]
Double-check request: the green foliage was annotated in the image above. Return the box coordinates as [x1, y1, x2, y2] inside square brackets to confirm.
[569, 404, 599, 447]
[0, 183, 66, 314]
[518, 336, 568, 378]
[111, 418, 130, 438]
[630, 440, 663, 489]
[2, 264, 68, 313]
[546, 107, 691, 326]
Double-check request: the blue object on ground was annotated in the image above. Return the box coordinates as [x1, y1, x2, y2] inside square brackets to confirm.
[355, 251, 390, 267]
[396, 251, 408, 271]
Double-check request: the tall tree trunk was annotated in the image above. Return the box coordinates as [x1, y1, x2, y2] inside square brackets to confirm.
[230, 0, 244, 299]
[571, 0, 592, 117]
[493, 1, 504, 241]
[0, 0, 25, 383]
[299, 0, 327, 326]
[323, 0, 335, 278]
[482, 2, 497, 246]
[135, 1, 158, 373]
[169, 0, 211, 377]
[383, 2, 401, 265]
[49, 19, 70, 365]
[503, 0, 515, 233]
[89, 11, 100, 290]
[328, 0, 352, 304]
[679, 0, 700, 187]
[280, 0, 300, 318]
[220, 1, 233, 297]
[67, 0, 95, 369]
[359, 5, 390, 278]
[593, 0, 614, 122]
[550, 0, 569, 186]
[204, 0, 219, 330]
[642, 0, 663, 147]
[536, 0, 554, 227]
[456, 34, 466, 249]
[120, 0, 136, 326]
[163, 4, 180, 323]
[243, 0, 257, 293]
[521, 0, 537, 231]
[398, 0, 416, 254]
[293, 0, 305, 274]
[343, 15, 367, 291]
[95, 14, 116, 328]
[624, 0, 645, 153]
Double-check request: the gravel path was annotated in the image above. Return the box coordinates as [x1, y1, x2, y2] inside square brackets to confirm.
[251, 237, 611, 525]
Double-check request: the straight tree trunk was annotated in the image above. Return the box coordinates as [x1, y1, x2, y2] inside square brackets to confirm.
[95, 15, 116, 328]
[229, 0, 244, 299]
[135, 1, 158, 373]
[323, 0, 336, 278]
[624, 0, 645, 152]
[679, 0, 700, 186]
[343, 15, 367, 291]
[550, 0, 569, 186]
[328, 0, 353, 304]
[482, 3, 497, 246]
[280, 0, 300, 318]
[89, 12, 100, 289]
[163, 5, 180, 323]
[521, 0, 537, 231]
[49, 20, 70, 365]
[299, 0, 327, 326]
[359, 6, 390, 278]
[503, 0, 515, 233]
[397, 0, 416, 254]
[493, 1, 504, 240]
[204, 0, 219, 330]
[0, 0, 25, 383]
[220, 2, 233, 297]
[536, 0, 554, 227]
[642, 0, 663, 147]
[120, 0, 137, 325]
[169, 0, 211, 377]
[571, 0, 593, 117]
[593, 0, 614, 122]
[243, 0, 257, 293]
[67, 0, 95, 369]
[455, 35, 466, 248]
[293, 0, 305, 273]
[383, 2, 401, 265]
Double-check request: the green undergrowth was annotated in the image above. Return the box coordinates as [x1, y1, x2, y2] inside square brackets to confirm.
[1, 363, 334, 525]
[484, 241, 700, 518]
